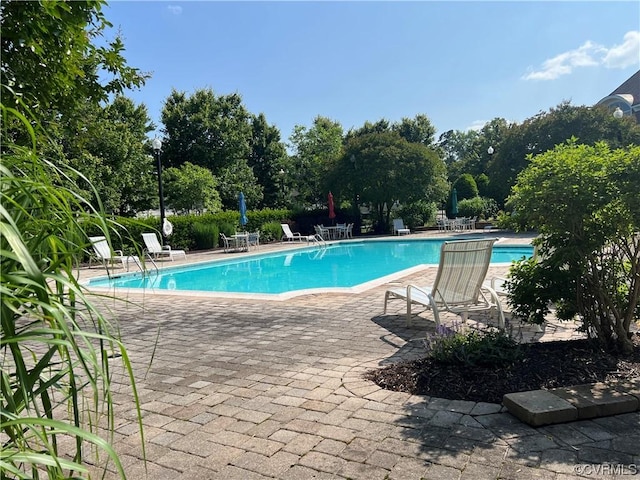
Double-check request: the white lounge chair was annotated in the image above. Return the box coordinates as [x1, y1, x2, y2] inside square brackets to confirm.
[281, 223, 314, 242]
[89, 236, 139, 271]
[392, 218, 410, 235]
[142, 232, 186, 261]
[383, 238, 504, 328]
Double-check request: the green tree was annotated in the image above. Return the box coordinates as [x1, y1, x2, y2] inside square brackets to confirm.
[452, 173, 479, 200]
[288, 115, 343, 207]
[487, 102, 640, 206]
[217, 159, 264, 210]
[506, 140, 640, 353]
[2, 2, 148, 474]
[58, 95, 156, 216]
[1, 0, 148, 126]
[161, 88, 252, 172]
[164, 161, 222, 214]
[336, 131, 447, 232]
[391, 114, 437, 146]
[248, 113, 289, 208]
[436, 128, 480, 180]
[436, 119, 509, 182]
[475, 173, 490, 197]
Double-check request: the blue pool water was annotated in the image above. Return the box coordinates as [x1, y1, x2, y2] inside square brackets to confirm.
[88, 239, 533, 296]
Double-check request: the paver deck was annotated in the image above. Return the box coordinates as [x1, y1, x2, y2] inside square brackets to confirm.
[76, 230, 639, 479]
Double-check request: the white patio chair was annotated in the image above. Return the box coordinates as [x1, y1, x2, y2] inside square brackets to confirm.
[89, 236, 139, 271]
[392, 218, 410, 235]
[345, 223, 354, 238]
[383, 238, 504, 328]
[281, 223, 314, 242]
[315, 225, 330, 240]
[220, 233, 241, 253]
[247, 231, 260, 249]
[142, 232, 186, 261]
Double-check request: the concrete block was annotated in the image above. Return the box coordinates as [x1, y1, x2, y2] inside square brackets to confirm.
[549, 386, 600, 419]
[503, 390, 578, 427]
[551, 383, 639, 418]
[608, 378, 640, 402]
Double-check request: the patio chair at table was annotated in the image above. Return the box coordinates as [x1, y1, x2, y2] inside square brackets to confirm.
[336, 223, 348, 239]
[220, 233, 241, 253]
[247, 231, 260, 250]
[345, 223, 354, 238]
[315, 225, 330, 240]
[383, 238, 504, 328]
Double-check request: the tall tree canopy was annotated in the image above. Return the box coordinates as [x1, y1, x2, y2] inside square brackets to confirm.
[163, 161, 221, 214]
[161, 88, 252, 172]
[1, 0, 148, 119]
[248, 113, 288, 208]
[487, 102, 640, 205]
[391, 114, 437, 146]
[335, 131, 447, 232]
[160, 88, 263, 209]
[288, 115, 344, 207]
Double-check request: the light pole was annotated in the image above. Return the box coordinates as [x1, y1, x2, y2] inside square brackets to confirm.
[278, 168, 286, 207]
[350, 154, 361, 233]
[151, 137, 166, 240]
[613, 107, 624, 145]
[487, 145, 494, 157]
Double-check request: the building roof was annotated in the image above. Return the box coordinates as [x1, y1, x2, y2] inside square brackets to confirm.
[609, 69, 640, 101]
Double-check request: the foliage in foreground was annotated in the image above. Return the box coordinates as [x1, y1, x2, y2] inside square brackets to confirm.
[424, 324, 522, 368]
[1, 105, 143, 478]
[505, 140, 640, 353]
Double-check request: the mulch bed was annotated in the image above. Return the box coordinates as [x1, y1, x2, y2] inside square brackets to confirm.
[364, 335, 640, 404]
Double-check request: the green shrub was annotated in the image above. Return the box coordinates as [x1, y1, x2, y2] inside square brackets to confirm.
[452, 174, 479, 200]
[481, 197, 499, 220]
[457, 197, 484, 219]
[192, 222, 219, 250]
[218, 222, 236, 246]
[396, 201, 437, 229]
[424, 324, 522, 368]
[506, 141, 640, 352]
[456, 196, 498, 220]
[261, 221, 284, 242]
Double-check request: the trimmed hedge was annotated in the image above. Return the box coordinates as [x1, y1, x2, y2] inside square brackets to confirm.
[93, 206, 363, 255]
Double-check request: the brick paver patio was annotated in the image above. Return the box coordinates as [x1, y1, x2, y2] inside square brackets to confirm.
[81, 231, 639, 479]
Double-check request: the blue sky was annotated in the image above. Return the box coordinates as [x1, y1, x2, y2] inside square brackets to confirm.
[104, 1, 640, 142]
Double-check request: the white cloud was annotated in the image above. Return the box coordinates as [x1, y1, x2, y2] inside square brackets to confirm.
[523, 31, 639, 81]
[602, 30, 640, 69]
[467, 120, 487, 132]
[167, 5, 183, 15]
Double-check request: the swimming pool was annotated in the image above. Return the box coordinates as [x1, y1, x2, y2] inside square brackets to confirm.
[87, 238, 533, 298]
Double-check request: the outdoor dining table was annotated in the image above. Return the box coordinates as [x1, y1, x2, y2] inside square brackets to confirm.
[232, 233, 249, 251]
[322, 226, 347, 240]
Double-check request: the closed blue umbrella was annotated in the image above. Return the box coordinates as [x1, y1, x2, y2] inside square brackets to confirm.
[450, 188, 458, 217]
[239, 192, 248, 230]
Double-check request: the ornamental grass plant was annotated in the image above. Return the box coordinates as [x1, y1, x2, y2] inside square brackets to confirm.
[1, 101, 144, 479]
